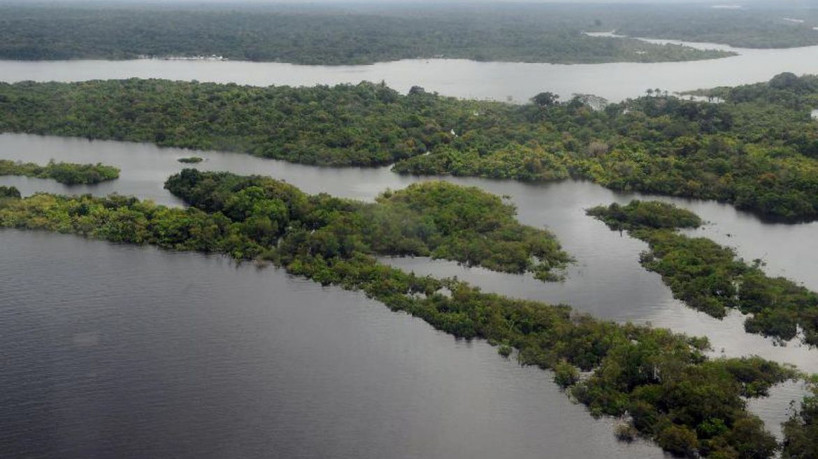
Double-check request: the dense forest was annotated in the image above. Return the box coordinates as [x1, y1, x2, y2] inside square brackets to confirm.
[162, 170, 572, 280]
[608, 6, 818, 49]
[2, 75, 818, 221]
[0, 185, 21, 199]
[0, 159, 119, 185]
[588, 200, 818, 346]
[0, 170, 807, 458]
[0, 4, 732, 65]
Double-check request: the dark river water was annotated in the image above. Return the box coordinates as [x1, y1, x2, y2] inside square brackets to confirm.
[1, 132, 815, 456]
[0, 230, 666, 458]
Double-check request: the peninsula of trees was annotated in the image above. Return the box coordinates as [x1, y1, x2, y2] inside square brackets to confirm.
[588, 200, 818, 346]
[2, 74, 818, 221]
[0, 159, 120, 185]
[0, 171, 804, 458]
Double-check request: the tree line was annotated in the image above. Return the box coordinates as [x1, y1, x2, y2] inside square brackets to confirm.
[588, 200, 818, 347]
[0, 159, 119, 185]
[0, 4, 731, 65]
[2, 75, 818, 221]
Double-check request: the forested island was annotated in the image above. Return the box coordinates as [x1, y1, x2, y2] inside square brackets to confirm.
[0, 159, 120, 185]
[0, 4, 733, 64]
[2, 74, 818, 221]
[588, 200, 818, 346]
[0, 170, 812, 458]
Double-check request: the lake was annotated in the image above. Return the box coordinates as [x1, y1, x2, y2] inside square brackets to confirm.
[1, 40, 818, 102]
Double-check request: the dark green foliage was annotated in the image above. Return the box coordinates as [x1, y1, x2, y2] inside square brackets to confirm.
[498, 344, 513, 357]
[164, 169, 572, 279]
[610, 6, 818, 49]
[0, 174, 797, 457]
[0, 159, 119, 185]
[0, 79, 494, 167]
[589, 200, 818, 346]
[587, 200, 702, 231]
[0, 186, 21, 199]
[4, 75, 818, 220]
[0, 5, 732, 65]
[783, 382, 818, 459]
[553, 361, 580, 388]
[656, 424, 699, 457]
[177, 156, 203, 164]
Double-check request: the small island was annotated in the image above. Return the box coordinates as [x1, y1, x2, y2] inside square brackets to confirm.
[0, 159, 120, 185]
[177, 156, 204, 164]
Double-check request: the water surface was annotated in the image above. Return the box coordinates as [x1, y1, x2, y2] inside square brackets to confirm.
[2, 133, 817, 373]
[2, 40, 818, 102]
[0, 229, 665, 458]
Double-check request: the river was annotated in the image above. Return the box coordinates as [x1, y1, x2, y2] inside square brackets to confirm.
[1, 40, 818, 102]
[2, 43, 818, 456]
[1, 229, 669, 458]
[0, 132, 815, 449]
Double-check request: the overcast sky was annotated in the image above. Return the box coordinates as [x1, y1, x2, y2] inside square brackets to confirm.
[0, 0, 796, 3]
[0, 0, 810, 6]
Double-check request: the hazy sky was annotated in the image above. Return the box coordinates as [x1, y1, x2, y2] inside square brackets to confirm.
[0, 0, 808, 6]
[0, 0, 791, 3]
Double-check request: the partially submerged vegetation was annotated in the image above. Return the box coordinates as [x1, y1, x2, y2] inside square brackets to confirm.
[0, 171, 803, 458]
[177, 156, 203, 164]
[782, 379, 818, 459]
[0, 159, 120, 185]
[588, 200, 818, 346]
[3, 74, 818, 221]
[163, 170, 572, 280]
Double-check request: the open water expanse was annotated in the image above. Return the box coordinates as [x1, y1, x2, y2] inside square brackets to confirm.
[1, 132, 815, 456]
[2, 44, 818, 456]
[1, 39, 818, 102]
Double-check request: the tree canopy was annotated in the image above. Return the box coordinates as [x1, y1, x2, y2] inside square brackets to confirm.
[4, 75, 818, 221]
[0, 172, 802, 458]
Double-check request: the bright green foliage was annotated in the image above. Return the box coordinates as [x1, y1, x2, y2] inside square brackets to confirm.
[589, 200, 818, 346]
[0, 5, 732, 65]
[0, 173, 798, 457]
[164, 169, 572, 279]
[0, 159, 119, 185]
[4, 75, 818, 220]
